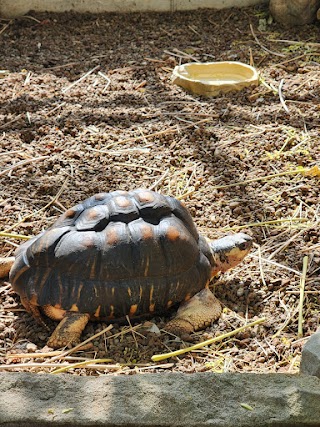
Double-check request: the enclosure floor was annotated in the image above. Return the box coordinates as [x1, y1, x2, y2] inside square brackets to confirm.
[0, 5, 319, 375]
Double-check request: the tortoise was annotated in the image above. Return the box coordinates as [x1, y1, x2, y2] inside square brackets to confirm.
[2, 189, 252, 348]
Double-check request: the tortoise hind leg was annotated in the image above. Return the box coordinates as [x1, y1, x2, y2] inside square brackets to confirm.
[47, 312, 90, 349]
[164, 288, 222, 340]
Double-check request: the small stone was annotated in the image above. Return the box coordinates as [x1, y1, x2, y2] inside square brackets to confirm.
[300, 329, 320, 378]
[229, 201, 240, 208]
[26, 343, 37, 353]
[236, 287, 244, 297]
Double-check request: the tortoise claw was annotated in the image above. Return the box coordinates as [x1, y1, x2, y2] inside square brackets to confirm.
[164, 288, 222, 339]
[47, 312, 90, 349]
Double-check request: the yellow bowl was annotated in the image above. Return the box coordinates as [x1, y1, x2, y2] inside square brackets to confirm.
[172, 61, 259, 96]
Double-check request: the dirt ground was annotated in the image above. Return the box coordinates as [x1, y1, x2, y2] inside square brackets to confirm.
[0, 5, 319, 375]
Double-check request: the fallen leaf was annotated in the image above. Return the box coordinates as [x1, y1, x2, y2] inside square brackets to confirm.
[303, 165, 320, 177]
[62, 408, 74, 414]
[240, 403, 254, 411]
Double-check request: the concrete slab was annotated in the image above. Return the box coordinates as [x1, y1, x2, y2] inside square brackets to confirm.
[300, 329, 320, 378]
[0, 0, 267, 18]
[1, 372, 320, 426]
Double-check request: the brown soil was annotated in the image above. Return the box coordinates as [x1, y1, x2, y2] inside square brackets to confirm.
[0, 5, 320, 375]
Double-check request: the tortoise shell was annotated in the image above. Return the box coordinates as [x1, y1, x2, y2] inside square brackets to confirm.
[10, 189, 215, 320]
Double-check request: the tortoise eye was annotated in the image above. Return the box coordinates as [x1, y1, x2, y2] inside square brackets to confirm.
[238, 242, 248, 251]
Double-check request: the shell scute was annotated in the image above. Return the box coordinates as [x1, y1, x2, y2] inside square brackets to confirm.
[10, 189, 213, 319]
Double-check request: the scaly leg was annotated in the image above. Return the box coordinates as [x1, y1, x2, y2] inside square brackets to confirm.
[165, 288, 222, 340]
[47, 312, 90, 349]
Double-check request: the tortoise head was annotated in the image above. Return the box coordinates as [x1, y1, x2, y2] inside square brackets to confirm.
[208, 233, 253, 276]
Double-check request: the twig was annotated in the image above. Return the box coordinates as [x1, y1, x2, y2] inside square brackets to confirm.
[50, 358, 113, 374]
[49, 324, 113, 361]
[163, 49, 199, 62]
[0, 150, 24, 157]
[272, 299, 299, 339]
[0, 114, 23, 130]
[62, 65, 100, 93]
[278, 79, 289, 113]
[0, 361, 174, 372]
[0, 156, 49, 177]
[6, 350, 67, 359]
[0, 232, 31, 240]
[149, 170, 170, 191]
[269, 39, 320, 47]
[249, 24, 286, 58]
[23, 71, 32, 86]
[0, 22, 11, 37]
[112, 162, 164, 172]
[105, 118, 210, 149]
[298, 256, 308, 338]
[151, 317, 266, 362]
[222, 217, 308, 231]
[256, 244, 267, 288]
[210, 168, 309, 191]
[172, 48, 199, 62]
[45, 102, 66, 116]
[22, 15, 42, 23]
[268, 228, 307, 260]
[98, 71, 111, 91]
[4, 178, 68, 233]
[251, 254, 301, 276]
[274, 54, 308, 67]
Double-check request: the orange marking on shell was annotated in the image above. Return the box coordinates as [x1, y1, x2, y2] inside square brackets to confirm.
[109, 305, 115, 318]
[141, 224, 153, 240]
[166, 226, 180, 241]
[129, 304, 138, 316]
[90, 260, 97, 279]
[65, 209, 76, 218]
[106, 228, 119, 245]
[95, 193, 106, 201]
[115, 196, 131, 208]
[149, 285, 155, 312]
[149, 303, 155, 313]
[70, 303, 79, 312]
[138, 191, 155, 203]
[82, 235, 95, 248]
[86, 208, 99, 220]
[184, 293, 192, 301]
[167, 300, 173, 309]
[94, 305, 101, 318]
[144, 257, 150, 276]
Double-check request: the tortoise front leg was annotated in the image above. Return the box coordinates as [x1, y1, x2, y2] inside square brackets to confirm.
[0, 256, 15, 279]
[164, 288, 222, 340]
[47, 312, 90, 349]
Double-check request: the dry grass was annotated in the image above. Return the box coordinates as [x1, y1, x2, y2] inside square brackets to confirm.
[0, 6, 320, 375]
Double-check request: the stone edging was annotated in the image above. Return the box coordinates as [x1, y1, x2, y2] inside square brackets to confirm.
[1, 372, 320, 426]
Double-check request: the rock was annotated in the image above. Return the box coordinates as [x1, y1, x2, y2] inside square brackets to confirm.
[270, 0, 320, 26]
[1, 372, 320, 426]
[26, 343, 38, 352]
[236, 286, 244, 297]
[300, 329, 320, 378]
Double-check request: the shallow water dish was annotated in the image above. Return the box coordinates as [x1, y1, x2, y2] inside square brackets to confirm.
[172, 61, 259, 96]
